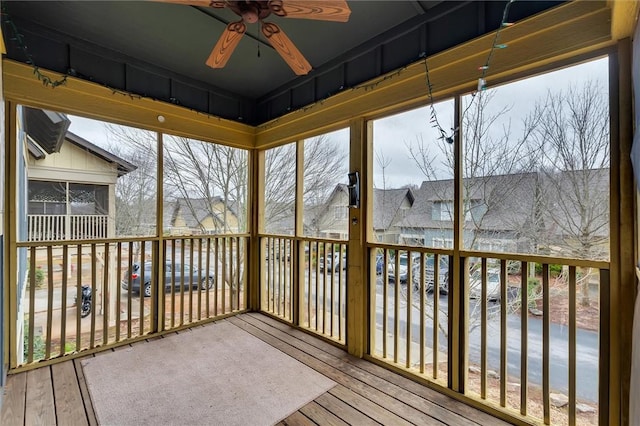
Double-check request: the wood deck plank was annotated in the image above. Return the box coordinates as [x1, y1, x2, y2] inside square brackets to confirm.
[0, 372, 27, 426]
[73, 359, 98, 426]
[315, 392, 381, 426]
[2, 313, 513, 426]
[228, 316, 434, 425]
[299, 401, 348, 426]
[328, 384, 414, 426]
[281, 410, 316, 425]
[246, 312, 348, 359]
[239, 314, 465, 425]
[25, 367, 56, 426]
[51, 361, 88, 426]
[255, 312, 507, 426]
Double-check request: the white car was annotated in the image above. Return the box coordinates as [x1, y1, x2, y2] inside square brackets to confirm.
[469, 269, 501, 301]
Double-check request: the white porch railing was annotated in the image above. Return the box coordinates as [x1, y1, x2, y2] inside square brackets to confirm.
[27, 214, 109, 241]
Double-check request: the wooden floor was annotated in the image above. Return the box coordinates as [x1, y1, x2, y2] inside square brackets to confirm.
[1, 313, 508, 426]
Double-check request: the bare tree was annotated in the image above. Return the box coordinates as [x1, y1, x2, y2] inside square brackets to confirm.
[264, 135, 347, 235]
[107, 129, 158, 238]
[394, 80, 609, 338]
[406, 90, 539, 251]
[163, 136, 248, 234]
[529, 80, 610, 305]
[373, 151, 392, 243]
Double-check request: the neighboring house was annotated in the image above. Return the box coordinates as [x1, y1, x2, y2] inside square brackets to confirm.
[23, 107, 136, 242]
[399, 173, 537, 251]
[168, 197, 240, 235]
[372, 187, 415, 243]
[397, 170, 609, 259]
[302, 203, 328, 237]
[16, 106, 137, 364]
[311, 184, 349, 240]
[308, 185, 415, 243]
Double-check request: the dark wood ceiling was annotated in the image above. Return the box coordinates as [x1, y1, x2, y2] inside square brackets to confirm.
[2, 1, 563, 125]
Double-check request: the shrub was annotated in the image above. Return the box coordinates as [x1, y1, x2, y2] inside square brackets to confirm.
[534, 263, 563, 278]
[23, 319, 46, 361]
[27, 266, 45, 289]
[527, 277, 541, 308]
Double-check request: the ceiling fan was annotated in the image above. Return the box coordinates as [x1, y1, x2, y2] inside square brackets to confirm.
[156, 0, 351, 75]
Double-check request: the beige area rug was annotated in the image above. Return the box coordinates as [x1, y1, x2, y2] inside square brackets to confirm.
[81, 321, 336, 426]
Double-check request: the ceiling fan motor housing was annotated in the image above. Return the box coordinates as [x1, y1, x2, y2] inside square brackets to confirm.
[234, 1, 277, 24]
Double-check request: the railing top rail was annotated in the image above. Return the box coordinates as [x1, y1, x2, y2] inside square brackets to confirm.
[258, 234, 348, 244]
[463, 249, 609, 269]
[367, 242, 454, 256]
[366, 243, 609, 269]
[163, 233, 250, 241]
[18, 233, 251, 247]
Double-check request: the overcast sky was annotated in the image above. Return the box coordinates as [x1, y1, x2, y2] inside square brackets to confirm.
[66, 56, 609, 189]
[371, 56, 609, 187]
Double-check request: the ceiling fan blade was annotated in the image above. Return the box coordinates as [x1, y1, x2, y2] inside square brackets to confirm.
[261, 22, 311, 75]
[269, 0, 351, 22]
[206, 21, 246, 68]
[150, 0, 226, 7]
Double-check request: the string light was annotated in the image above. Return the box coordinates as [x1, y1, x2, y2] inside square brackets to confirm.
[423, 0, 517, 144]
[1, 7, 68, 88]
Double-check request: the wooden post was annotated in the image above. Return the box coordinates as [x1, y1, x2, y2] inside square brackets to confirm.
[609, 38, 635, 425]
[155, 132, 165, 333]
[248, 149, 264, 311]
[5, 102, 17, 368]
[294, 140, 304, 326]
[346, 118, 370, 357]
[450, 95, 468, 393]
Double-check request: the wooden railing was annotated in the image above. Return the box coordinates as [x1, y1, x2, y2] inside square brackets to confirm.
[27, 214, 109, 241]
[15, 235, 248, 368]
[369, 243, 609, 426]
[260, 235, 347, 345]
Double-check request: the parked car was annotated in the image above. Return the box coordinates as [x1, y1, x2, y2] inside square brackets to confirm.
[387, 253, 420, 284]
[411, 255, 450, 294]
[319, 252, 347, 273]
[469, 269, 501, 301]
[121, 261, 215, 297]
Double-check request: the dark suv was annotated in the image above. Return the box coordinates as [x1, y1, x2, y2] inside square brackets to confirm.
[411, 255, 450, 294]
[121, 261, 215, 297]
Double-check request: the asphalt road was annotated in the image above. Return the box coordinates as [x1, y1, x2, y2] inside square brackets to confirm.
[373, 280, 599, 403]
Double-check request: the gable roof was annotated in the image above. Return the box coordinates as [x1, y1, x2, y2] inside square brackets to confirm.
[398, 169, 609, 243]
[65, 131, 137, 177]
[400, 173, 539, 232]
[373, 187, 415, 230]
[23, 107, 70, 154]
[24, 107, 137, 177]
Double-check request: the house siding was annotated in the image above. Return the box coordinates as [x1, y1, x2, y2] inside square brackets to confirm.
[27, 141, 119, 185]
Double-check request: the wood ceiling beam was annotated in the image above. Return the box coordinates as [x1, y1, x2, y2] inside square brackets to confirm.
[2, 60, 256, 149]
[609, 0, 640, 41]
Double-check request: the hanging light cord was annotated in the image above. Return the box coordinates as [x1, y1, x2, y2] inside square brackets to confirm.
[424, 0, 516, 143]
[2, 7, 68, 87]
